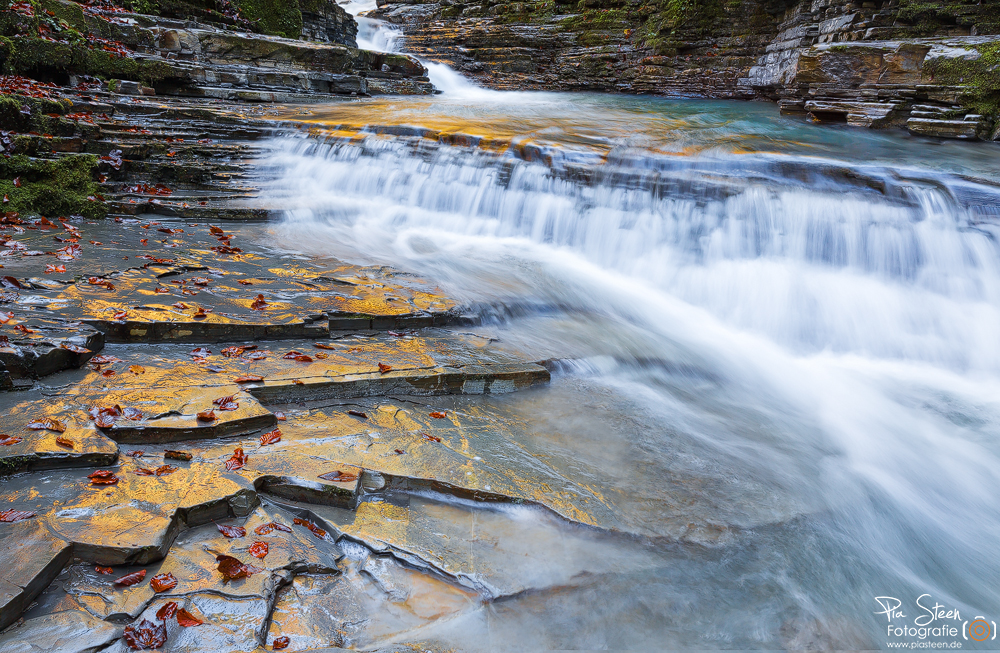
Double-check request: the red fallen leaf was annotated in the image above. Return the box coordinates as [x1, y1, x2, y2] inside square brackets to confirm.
[0, 435, 23, 445]
[234, 374, 264, 383]
[90, 355, 121, 364]
[164, 450, 192, 461]
[394, 448, 406, 455]
[221, 346, 244, 357]
[129, 365, 145, 374]
[190, 277, 210, 286]
[140, 238, 148, 246]
[89, 470, 120, 485]
[347, 410, 368, 419]
[13, 324, 35, 335]
[156, 601, 178, 620]
[273, 635, 290, 650]
[318, 470, 358, 483]
[238, 279, 253, 285]
[122, 618, 166, 649]
[315, 353, 329, 359]
[154, 287, 169, 293]
[287, 353, 313, 362]
[244, 351, 268, 361]
[292, 517, 328, 539]
[154, 465, 176, 476]
[313, 343, 337, 350]
[378, 363, 392, 374]
[249, 541, 269, 559]
[214, 398, 239, 411]
[172, 302, 188, 310]
[429, 411, 448, 419]
[134, 468, 155, 476]
[150, 572, 177, 592]
[217, 523, 246, 538]
[0, 509, 35, 522]
[0, 312, 12, 324]
[102, 369, 115, 377]
[27, 418, 66, 432]
[422, 433, 442, 442]
[1, 276, 22, 289]
[44, 264, 66, 273]
[250, 294, 267, 310]
[190, 347, 211, 358]
[56, 436, 75, 448]
[61, 343, 91, 354]
[113, 569, 146, 587]
[95, 413, 115, 428]
[96, 566, 114, 575]
[225, 447, 247, 471]
[196, 409, 216, 422]
[157, 228, 183, 235]
[13, 177, 21, 188]
[274, 411, 286, 421]
[210, 226, 224, 235]
[126, 450, 144, 457]
[176, 607, 203, 627]
[216, 554, 257, 580]
[112, 310, 128, 321]
[193, 307, 208, 319]
[260, 429, 281, 446]
[122, 407, 143, 421]
[254, 521, 292, 535]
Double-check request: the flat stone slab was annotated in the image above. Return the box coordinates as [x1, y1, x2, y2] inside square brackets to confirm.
[0, 520, 73, 630]
[0, 398, 118, 474]
[0, 220, 458, 342]
[0, 609, 120, 653]
[0, 318, 103, 383]
[47, 331, 549, 404]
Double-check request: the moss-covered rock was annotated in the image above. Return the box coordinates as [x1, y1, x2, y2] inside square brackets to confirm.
[231, 0, 303, 39]
[923, 42, 1000, 118]
[0, 154, 106, 219]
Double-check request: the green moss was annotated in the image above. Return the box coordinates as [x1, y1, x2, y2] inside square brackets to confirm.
[232, 0, 303, 38]
[1, 36, 172, 83]
[924, 42, 1000, 118]
[0, 94, 74, 133]
[0, 154, 106, 219]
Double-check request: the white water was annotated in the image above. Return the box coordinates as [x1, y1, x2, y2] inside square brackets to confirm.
[263, 17, 1000, 648]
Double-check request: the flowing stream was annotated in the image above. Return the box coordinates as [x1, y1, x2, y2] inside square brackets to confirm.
[257, 12, 1000, 649]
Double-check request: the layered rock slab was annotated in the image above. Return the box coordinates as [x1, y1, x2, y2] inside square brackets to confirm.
[0, 520, 73, 630]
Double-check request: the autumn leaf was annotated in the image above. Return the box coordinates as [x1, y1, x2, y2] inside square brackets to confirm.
[113, 569, 146, 587]
[172, 302, 188, 310]
[0, 435, 23, 445]
[129, 365, 145, 374]
[282, 351, 313, 362]
[422, 433, 442, 442]
[56, 436, 75, 448]
[126, 450, 144, 457]
[44, 264, 66, 273]
[89, 470, 120, 485]
[273, 635, 290, 650]
[210, 226, 224, 235]
[313, 343, 336, 350]
[156, 601, 178, 620]
[28, 418, 66, 432]
[95, 413, 115, 428]
[193, 307, 208, 319]
[260, 429, 281, 446]
[318, 470, 358, 483]
[274, 411, 286, 421]
[96, 566, 114, 575]
[154, 465, 176, 476]
[217, 523, 246, 538]
[248, 541, 268, 559]
[122, 407, 143, 421]
[190, 347, 211, 358]
[429, 411, 447, 419]
[394, 448, 406, 455]
[225, 447, 247, 471]
[90, 355, 121, 364]
[254, 521, 292, 536]
[292, 517, 328, 539]
[250, 294, 267, 310]
[234, 374, 264, 383]
[61, 343, 90, 354]
[347, 410, 368, 419]
[190, 277, 210, 286]
[150, 572, 177, 592]
[215, 553, 259, 580]
[378, 363, 392, 374]
[134, 468, 156, 476]
[176, 607, 203, 627]
[164, 450, 192, 461]
[196, 409, 217, 422]
[0, 509, 35, 522]
[123, 619, 167, 650]
[102, 369, 116, 377]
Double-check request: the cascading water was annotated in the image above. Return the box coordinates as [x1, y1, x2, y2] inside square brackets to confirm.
[258, 35, 1000, 649]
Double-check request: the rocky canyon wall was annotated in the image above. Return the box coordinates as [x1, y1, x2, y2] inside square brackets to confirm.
[371, 0, 1000, 139]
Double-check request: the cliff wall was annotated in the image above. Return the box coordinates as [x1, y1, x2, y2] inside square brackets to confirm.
[371, 0, 1000, 139]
